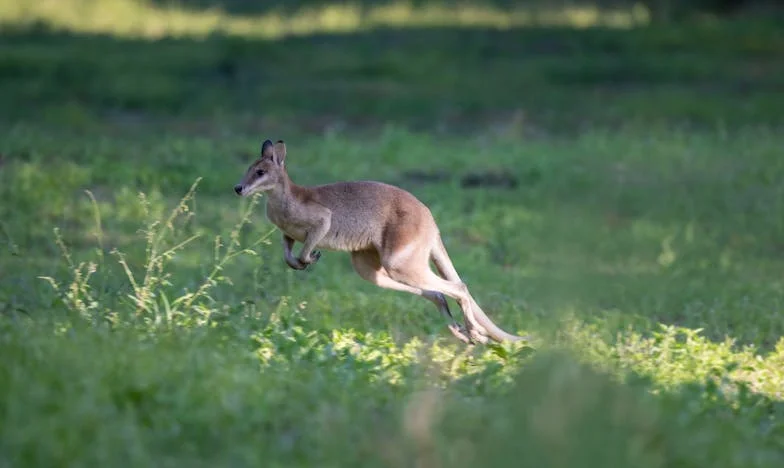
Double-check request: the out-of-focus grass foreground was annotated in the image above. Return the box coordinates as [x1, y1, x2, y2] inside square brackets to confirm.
[1, 0, 784, 466]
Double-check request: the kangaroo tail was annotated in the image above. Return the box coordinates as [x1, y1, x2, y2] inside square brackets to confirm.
[430, 234, 527, 344]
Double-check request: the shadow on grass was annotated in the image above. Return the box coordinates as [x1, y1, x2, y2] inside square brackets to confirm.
[148, 0, 777, 21]
[1, 20, 782, 130]
[444, 349, 784, 467]
[148, 0, 645, 16]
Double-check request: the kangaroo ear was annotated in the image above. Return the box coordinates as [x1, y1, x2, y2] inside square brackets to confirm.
[272, 140, 286, 166]
[260, 139, 274, 159]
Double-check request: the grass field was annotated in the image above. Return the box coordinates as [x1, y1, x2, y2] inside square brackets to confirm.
[2, 1, 784, 466]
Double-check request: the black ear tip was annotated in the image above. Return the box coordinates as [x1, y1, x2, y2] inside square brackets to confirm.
[276, 140, 285, 144]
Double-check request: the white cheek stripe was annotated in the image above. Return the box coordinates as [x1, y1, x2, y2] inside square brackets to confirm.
[246, 178, 267, 193]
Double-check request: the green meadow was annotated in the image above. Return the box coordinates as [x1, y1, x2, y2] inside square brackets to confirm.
[1, 1, 784, 466]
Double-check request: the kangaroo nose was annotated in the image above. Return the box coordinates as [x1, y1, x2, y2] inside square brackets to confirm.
[234, 184, 243, 195]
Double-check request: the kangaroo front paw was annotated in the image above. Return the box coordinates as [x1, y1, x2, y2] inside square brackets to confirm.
[468, 328, 490, 345]
[285, 256, 307, 270]
[310, 250, 322, 263]
[448, 323, 473, 345]
[300, 250, 322, 266]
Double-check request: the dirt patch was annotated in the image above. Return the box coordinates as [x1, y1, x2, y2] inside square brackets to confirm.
[399, 169, 451, 185]
[399, 168, 521, 190]
[460, 170, 519, 190]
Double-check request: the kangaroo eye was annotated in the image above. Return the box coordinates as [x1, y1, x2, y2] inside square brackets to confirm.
[256, 169, 266, 177]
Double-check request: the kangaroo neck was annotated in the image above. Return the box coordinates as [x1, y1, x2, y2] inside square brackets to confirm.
[266, 171, 301, 208]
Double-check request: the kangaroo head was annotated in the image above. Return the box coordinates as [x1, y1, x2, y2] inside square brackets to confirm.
[234, 139, 287, 196]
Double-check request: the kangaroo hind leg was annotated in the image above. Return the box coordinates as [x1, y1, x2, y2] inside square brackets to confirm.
[350, 249, 472, 344]
[380, 239, 489, 344]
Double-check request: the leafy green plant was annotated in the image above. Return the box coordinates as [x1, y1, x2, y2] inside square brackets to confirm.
[39, 179, 274, 330]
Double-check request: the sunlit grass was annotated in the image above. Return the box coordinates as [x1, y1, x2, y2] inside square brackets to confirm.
[0, 0, 650, 39]
[3, 123, 784, 466]
[3, 15, 784, 466]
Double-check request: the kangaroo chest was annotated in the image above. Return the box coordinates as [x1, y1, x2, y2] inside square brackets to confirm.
[265, 199, 312, 242]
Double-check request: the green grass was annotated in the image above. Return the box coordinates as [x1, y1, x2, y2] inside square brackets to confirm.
[2, 3, 784, 466]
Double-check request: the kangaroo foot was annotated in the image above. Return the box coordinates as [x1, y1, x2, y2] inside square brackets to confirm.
[447, 323, 473, 344]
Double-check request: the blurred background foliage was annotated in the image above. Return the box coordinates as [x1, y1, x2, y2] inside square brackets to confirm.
[2, 1, 784, 467]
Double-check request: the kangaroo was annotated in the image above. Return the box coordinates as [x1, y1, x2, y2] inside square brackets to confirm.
[234, 139, 526, 345]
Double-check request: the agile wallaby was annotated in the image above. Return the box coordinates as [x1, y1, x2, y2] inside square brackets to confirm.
[234, 139, 526, 345]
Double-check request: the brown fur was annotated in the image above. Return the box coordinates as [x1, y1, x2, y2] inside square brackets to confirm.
[234, 139, 526, 344]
